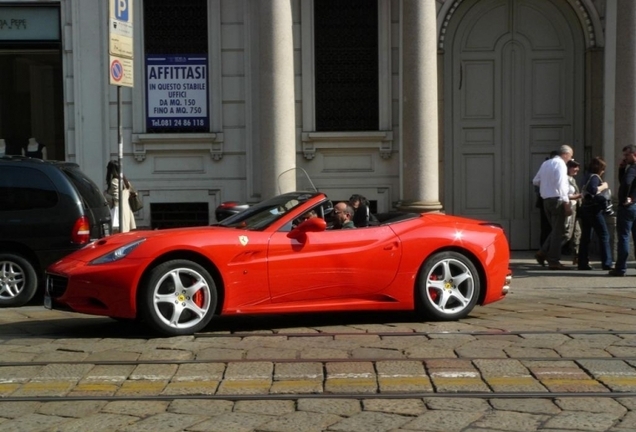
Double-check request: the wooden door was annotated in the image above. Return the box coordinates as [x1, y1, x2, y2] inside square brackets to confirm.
[444, 0, 584, 249]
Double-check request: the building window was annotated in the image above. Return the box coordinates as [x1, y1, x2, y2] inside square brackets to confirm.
[144, 0, 207, 55]
[143, 0, 208, 133]
[0, 6, 63, 160]
[314, 0, 379, 132]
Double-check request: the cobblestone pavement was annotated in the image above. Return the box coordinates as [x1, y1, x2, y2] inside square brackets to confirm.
[1, 252, 636, 431]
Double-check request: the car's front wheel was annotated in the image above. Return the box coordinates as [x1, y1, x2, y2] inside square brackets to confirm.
[0, 253, 38, 307]
[417, 251, 480, 320]
[140, 260, 217, 336]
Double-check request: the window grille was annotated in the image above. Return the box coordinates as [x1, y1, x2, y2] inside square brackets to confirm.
[150, 202, 209, 229]
[314, 0, 379, 131]
[143, 0, 208, 54]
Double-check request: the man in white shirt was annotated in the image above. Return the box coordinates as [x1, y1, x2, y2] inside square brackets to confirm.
[532, 145, 574, 270]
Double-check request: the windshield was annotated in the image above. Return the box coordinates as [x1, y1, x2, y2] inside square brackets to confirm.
[277, 167, 317, 194]
[219, 192, 319, 230]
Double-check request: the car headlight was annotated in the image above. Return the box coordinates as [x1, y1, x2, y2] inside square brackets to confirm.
[90, 239, 146, 265]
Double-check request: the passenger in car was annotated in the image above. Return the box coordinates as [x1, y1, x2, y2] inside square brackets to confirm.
[349, 194, 369, 227]
[349, 194, 379, 227]
[333, 202, 356, 229]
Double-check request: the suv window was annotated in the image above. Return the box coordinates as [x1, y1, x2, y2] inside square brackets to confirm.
[61, 166, 107, 209]
[0, 166, 58, 211]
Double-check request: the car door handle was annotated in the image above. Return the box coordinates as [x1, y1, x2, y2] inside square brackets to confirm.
[383, 243, 398, 251]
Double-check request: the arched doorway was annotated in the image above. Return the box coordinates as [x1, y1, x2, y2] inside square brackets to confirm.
[443, 0, 585, 250]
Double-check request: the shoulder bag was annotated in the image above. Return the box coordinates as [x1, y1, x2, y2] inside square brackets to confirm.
[128, 184, 143, 213]
[582, 174, 612, 214]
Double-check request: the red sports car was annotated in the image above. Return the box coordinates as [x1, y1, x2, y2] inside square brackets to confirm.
[45, 191, 511, 336]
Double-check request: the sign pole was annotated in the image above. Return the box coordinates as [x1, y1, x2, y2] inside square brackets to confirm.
[109, 0, 133, 234]
[117, 85, 123, 231]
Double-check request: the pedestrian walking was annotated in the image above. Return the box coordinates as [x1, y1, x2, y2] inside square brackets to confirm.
[577, 157, 613, 270]
[536, 150, 559, 246]
[532, 145, 574, 270]
[609, 145, 636, 276]
[565, 159, 582, 264]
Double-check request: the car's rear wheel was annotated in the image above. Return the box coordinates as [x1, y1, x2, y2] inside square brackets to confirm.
[140, 259, 217, 336]
[0, 253, 38, 307]
[417, 251, 480, 320]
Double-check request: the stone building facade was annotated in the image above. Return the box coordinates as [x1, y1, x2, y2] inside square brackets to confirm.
[0, 0, 630, 249]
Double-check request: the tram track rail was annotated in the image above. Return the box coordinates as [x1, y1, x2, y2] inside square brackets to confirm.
[1, 356, 636, 367]
[3, 391, 636, 403]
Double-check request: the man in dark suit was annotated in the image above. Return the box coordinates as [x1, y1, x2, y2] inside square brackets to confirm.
[609, 145, 636, 276]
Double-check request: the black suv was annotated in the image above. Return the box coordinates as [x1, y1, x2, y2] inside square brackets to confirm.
[0, 156, 111, 307]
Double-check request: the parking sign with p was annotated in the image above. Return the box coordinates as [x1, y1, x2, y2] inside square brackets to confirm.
[116, 0, 129, 22]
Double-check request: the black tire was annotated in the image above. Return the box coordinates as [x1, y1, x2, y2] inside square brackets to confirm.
[416, 251, 480, 321]
[0, 253, 39, 307]
[139, 259, 217, 336]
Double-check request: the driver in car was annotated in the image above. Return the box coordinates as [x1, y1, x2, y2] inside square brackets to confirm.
[300, 209, 318, 222]
[292, 209, 318, 229]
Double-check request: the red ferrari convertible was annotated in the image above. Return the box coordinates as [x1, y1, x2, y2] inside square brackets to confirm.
[45, 191, 511, 336]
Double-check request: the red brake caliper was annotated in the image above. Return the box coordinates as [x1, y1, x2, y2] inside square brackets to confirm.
[193, 290, 205, 308]
[428, 273, 439, 301]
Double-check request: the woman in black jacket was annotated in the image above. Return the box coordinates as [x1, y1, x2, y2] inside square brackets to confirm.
[577, 157, 613, 270]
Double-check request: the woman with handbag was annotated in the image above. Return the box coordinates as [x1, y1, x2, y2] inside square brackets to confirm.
[577, 157, 613, 270]
[105, 160, 137, 234]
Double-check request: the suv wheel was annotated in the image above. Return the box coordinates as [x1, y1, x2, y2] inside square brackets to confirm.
[0, 253, 38, 307]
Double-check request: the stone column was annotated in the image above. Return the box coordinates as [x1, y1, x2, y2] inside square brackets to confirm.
[73, 0, 108, 189]
[615, 0, 636, 150]
[259, 0, 296, 199]
[614, 0, 636, 260]
[398, 0, 442, 212]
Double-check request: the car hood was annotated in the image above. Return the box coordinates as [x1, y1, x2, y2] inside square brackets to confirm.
[103, 225, 232, 242]
[65, 225, 238, 263]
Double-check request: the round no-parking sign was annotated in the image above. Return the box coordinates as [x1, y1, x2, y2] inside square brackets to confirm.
[110, 59, 124, 82]
[109, 55, 133, 87]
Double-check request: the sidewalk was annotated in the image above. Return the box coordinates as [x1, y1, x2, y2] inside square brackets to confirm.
[510, 250, 636, 290]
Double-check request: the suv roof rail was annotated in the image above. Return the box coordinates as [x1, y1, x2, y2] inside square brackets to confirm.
[1, 155, 44, 162]
[0, 155, 71, 165]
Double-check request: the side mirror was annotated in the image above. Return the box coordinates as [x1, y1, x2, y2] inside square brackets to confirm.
[287, 217, 327, 241]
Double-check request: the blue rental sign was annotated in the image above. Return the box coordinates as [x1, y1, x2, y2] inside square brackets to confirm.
[146, 55, 209, 131]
